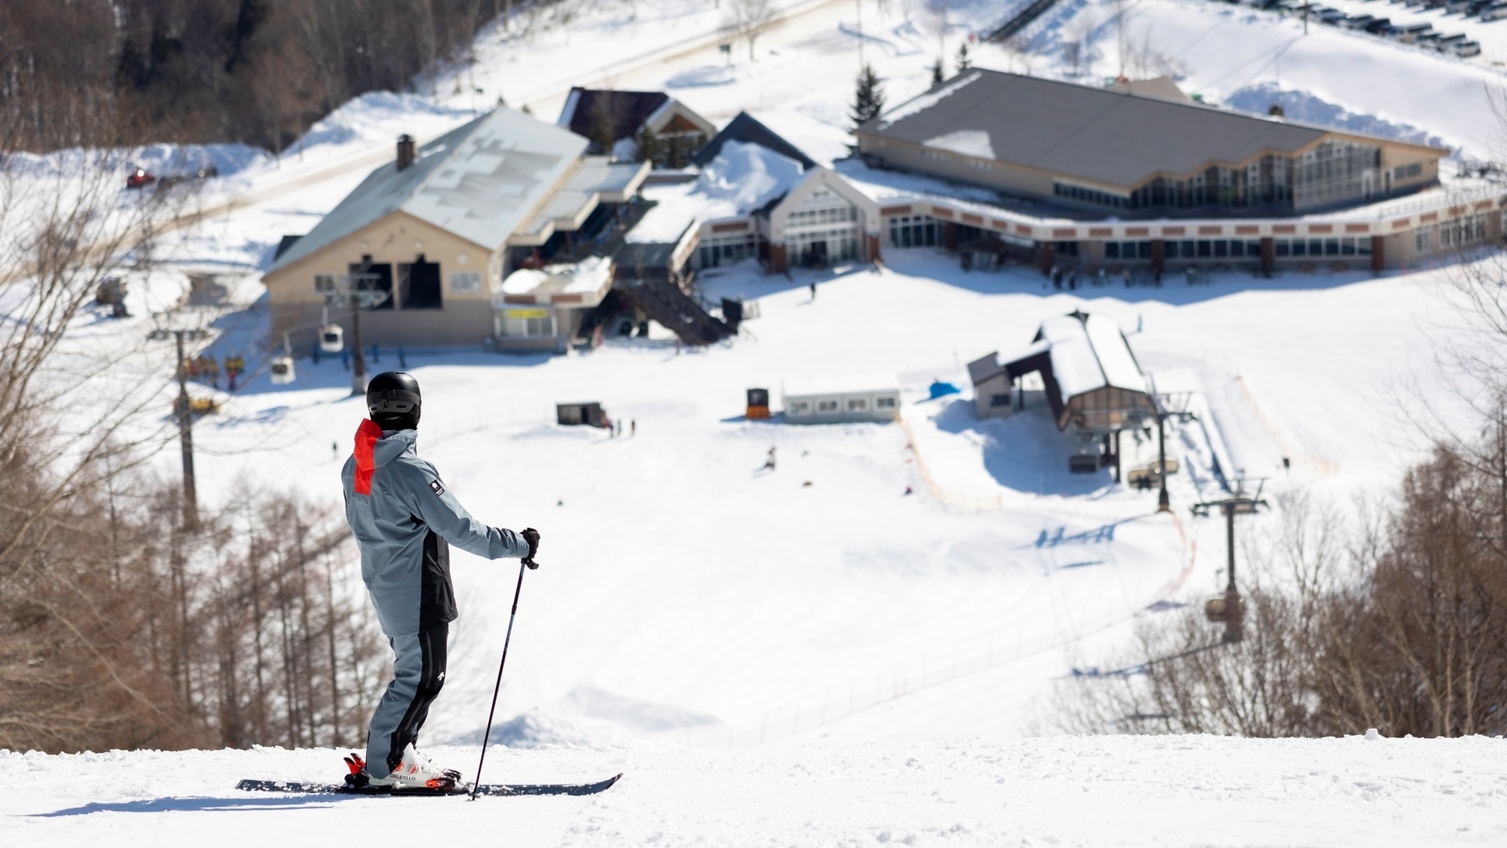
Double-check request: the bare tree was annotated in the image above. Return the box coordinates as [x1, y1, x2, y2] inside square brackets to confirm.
[725, 0, 778, 61]
[1064, 14, 1098, 78]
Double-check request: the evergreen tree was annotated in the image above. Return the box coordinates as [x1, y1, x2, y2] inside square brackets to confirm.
[956, 42, 972, 71]
[850, 64, 886, 130]
[931, 58, 945, 86]
[633, 125, 664, 167]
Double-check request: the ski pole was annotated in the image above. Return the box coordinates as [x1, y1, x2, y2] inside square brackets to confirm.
[470, 551, 538, 800]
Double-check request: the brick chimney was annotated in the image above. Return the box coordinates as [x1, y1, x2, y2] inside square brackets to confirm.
[396, 134, 416, 171]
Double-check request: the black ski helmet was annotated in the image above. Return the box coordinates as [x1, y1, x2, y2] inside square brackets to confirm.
[366, 371, 421, 430]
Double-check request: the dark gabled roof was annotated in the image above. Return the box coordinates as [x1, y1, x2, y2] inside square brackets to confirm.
[273, 234, 303, 261]
[860, 69, 1447, 189]
[560, 88, 670, 145]
[692, 112, 818, 171]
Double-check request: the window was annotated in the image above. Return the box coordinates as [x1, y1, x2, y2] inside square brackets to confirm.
[497, 308, 555, 338]
[847, 398, 869, 412]
[450, 272, 481, 293]
[314, 274, 336, 294]
[816, 399, 839, 413]
[1415, 226, 1433, 255]
[788, 401, 811, 415]
[989, 394, 1010, 408]
[876, 396, 897, 409]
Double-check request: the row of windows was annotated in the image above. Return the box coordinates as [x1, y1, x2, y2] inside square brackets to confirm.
[1054, 182, 1131, 209]
[786, 205, 857, 228]
[889, 215, 940, 248]
[788, 396, 898, 415]
[315, 271, 480, 294]
[1272, 237, 1374, 258]
[1393, 162, 1424, 181]
[1104, 237, 1376, 260]
[698, 233, 758, 268]
[1417, 214, 1493, 255]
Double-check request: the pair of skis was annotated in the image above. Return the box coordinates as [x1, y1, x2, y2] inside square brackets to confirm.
[235, 772, 621, 798]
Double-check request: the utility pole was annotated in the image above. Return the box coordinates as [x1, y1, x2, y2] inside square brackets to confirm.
[173, 329, 199, 530]
[859, 0, 868, 69]
[339, 265, 387, 396]
[349, 291, 368, 396]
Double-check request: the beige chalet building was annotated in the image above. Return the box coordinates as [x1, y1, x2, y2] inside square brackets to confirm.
[262, 106, 648, 354]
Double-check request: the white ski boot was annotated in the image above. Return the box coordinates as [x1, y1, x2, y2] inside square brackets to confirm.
[366, 744, 458, 791]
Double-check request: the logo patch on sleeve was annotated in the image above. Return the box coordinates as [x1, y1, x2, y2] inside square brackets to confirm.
[429, 479, 445, 496]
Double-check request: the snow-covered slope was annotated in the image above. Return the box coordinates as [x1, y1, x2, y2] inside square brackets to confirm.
[8, 0, 1507, 844]
[5, 734, 1505, 847]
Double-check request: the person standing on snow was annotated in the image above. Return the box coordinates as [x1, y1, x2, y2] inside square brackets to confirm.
[341, 371, 539, 791]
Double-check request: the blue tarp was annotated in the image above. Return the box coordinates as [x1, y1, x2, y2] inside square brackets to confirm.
[928, 381, 961, 399]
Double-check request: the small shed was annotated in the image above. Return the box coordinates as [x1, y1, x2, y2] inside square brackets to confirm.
[782, 374, 900, 424]
[969, 311, 1153, 431]
[556, 402, 609, 427]
[746, 388, 771, 420]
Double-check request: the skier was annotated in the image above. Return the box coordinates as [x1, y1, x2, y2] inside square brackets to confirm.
[341, 371, 540, 791]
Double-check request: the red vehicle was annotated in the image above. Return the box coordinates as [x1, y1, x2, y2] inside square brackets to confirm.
[126, 168, 156, 189]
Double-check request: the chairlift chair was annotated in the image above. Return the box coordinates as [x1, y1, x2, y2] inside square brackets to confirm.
[320, 324, 345, 353]
[270, 356, 296, 385]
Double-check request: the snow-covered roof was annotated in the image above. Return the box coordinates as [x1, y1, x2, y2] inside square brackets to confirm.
[495, 256, 614, 306]
[269, 107, 588, 273]
[697, 141, 805, 216]
[1034, 313, 1148, 400]
[626, 141, 805, 244]
[783, 374, 900, 398]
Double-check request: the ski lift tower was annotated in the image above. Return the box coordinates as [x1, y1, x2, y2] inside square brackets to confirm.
[1146, 373, 1195, 514]
[149, 312, 210, 530]
[1191, 481, 1268, 644]
[327, 264, 390, 395]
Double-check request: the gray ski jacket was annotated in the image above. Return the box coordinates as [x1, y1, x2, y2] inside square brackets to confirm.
[341, 420, 530, 637]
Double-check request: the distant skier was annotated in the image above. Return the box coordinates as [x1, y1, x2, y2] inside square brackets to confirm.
[341, 371, 539, 791]
[762, 445, 777, 471]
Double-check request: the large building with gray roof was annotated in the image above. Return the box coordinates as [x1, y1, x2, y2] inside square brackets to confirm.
[857, 69, 1445, 218]
[263, 106, 648, 354]
[850, 69, 1495, 274]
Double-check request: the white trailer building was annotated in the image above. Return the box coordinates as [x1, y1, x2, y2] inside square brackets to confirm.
[782, 374, 901, 424]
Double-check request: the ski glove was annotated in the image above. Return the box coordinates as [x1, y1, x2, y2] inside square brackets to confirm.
[521, 527, 540, 568]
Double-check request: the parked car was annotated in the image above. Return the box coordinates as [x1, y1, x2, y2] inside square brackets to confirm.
[1340, 13, 1377, 27]
[1389, 20, 1431, 38]
[125, 168, 155, 189]
[1481, 1, 1507, 19]
[1363, 16, 1394, 31]
[1453, 39, 1483, 55]
[1433, 31, 1469, 49]
[155, 165, 219, 191]
[1316, 7, 1349, 23]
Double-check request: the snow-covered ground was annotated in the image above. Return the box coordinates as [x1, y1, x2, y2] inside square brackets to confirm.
[8, 734, 1506, 847]
[7, 0, 1507, 844]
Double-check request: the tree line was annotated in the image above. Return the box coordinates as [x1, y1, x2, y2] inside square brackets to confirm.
[0, 0, 561, 154]
[0, 151, 384, 753]
[1061, 392, 1507, 738]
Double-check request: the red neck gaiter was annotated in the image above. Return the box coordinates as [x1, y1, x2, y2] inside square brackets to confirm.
[354, 419, 384, 495]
